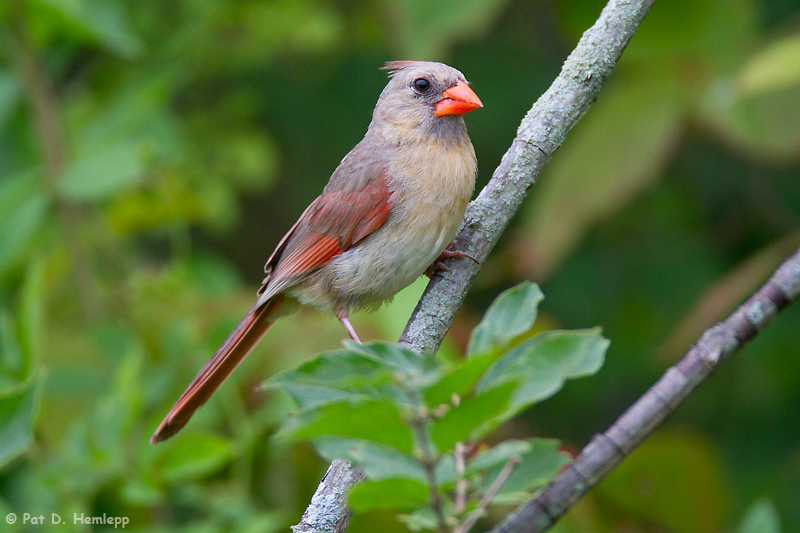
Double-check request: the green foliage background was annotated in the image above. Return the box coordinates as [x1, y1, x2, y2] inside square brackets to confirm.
[0, 0, 799, 531]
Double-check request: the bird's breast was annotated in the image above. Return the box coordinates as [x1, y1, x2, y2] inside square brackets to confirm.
[335, 137, 477, 306]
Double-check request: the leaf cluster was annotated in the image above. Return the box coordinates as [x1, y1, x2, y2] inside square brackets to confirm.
[269, 282, 608, 530]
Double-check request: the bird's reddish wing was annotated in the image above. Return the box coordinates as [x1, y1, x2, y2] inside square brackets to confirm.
[260, 171, 392, 296]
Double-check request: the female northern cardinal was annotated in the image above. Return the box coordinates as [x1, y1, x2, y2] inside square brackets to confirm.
[151, 61, 482, 443]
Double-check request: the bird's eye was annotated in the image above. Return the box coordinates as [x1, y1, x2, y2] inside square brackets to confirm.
[413, 78, 430, 93]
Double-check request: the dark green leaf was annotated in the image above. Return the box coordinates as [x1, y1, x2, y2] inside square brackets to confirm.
[151, 433, 234, 483]
[314, 436, 426, 482]
[431, 382, 516, 452]
[0, 377, 40, 469]
[479, 328, 608, 422]
[468, 281, 544, 356]
[348, 478, 429, 512]
[281, 397, 415, 452]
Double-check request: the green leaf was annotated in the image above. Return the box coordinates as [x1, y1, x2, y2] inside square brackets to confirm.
[151, 433, 234, 483]
[351, 341, 443, 391]
[275, 381, 352, 410]
[348, 478, 429, 512]
[58, 142, 145, 202]
[424, 351, 497, 407]
[468, 439, 533, 472]
[398, 508, 440, 532]
[17, 256, 47, 377]
[281, 397, 415, 452]
[0, 71, 20, 131]
[390, 0, 509, 58]
[488, 439, 570, 505]
[0, 171, 49, 279]
[0, 309, 23, 387]
[267, 348, 395, 409]
[314, 436, 426, 483]
[268, 341, 443, 409]
[0, 377, 40, 469]
[33, 0, 144, 58]
[120, 476, 164, 506]
[701, 82, 800, 162]
[738, 499, 781, 533]
[468, 281, 544, 356]
[478, 328, 608, 422]
[431, 382, 516, 452]
[738, 35, 800, 97]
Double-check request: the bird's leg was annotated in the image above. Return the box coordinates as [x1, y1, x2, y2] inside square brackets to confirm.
[425, 238, 479, 278]
[337, 312, 362, 344]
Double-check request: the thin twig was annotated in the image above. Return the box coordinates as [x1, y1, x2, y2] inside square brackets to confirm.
[412, 408, 449, 533]
[454, 456, 522, 533]
[454, 442, 468, 514]
[489, 247, 800, 533]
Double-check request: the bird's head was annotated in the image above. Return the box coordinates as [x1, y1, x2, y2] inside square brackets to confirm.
[370, 61, 482, 144]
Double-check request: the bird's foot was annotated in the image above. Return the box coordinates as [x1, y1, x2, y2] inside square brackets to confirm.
[424, 240, 479, 278]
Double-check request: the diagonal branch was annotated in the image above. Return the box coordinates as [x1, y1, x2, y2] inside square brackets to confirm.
[489, 247, 800, 533]
[291, 459, 366, 533]
[400, 0, 658, 353]
[293, 0, 657, 531]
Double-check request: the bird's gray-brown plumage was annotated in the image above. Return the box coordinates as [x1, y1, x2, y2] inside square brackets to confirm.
[151, 61, 481, 443]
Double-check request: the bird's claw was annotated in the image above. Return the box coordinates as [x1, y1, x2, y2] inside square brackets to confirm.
[424, 240, 479, 278]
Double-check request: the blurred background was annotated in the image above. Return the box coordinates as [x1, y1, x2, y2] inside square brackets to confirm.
[1, 0, 800, 531]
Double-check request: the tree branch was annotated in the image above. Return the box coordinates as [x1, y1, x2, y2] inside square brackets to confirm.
[400, 0, 657, 353]
[292, 460, 366, 533]
[489, 246, 800, 533]
[294, 0, 657, 530]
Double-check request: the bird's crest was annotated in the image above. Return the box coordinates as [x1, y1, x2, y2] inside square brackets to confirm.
[380, 61, 420, 77]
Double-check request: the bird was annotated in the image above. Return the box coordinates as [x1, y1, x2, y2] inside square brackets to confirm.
[151, 61, 482, 443]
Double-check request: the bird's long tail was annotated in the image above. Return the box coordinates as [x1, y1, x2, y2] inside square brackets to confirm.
[151, 295, 284, 443]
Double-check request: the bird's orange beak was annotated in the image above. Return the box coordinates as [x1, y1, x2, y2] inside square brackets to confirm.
[434, 81, 483, 117]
